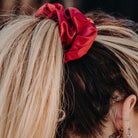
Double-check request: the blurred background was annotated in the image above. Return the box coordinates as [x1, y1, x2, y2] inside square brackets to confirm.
[0, 0, 138, 21]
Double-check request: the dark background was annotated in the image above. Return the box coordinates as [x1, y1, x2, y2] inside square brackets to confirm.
[0, 0, 138, 22]
[52, 0, 138, 22]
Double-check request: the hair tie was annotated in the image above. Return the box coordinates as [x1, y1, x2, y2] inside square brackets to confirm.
[35, 3, 97, 63]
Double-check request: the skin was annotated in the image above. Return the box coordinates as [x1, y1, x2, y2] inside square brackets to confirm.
[65, 94, 138, 138]
[122, 95, 137, 138]
[103, 94, 138, 138]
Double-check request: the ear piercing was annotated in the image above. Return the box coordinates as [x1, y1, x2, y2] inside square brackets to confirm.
[120, 117, 129, 121]
[109, 128, 132, 138]
[117, 128, 132, 138]
[127, 128, 132, 138]
[119, 117, 132, 138]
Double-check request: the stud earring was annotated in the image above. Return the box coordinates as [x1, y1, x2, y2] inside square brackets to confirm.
[127, 128, 132, 138]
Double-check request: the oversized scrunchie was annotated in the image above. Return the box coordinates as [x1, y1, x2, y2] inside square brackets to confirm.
[35, 3, 97, 63]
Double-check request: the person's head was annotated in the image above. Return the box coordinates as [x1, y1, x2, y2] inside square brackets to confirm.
[0, 3, 138, 138]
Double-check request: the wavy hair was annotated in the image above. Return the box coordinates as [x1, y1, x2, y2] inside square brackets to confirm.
[58, 12, 138, 137]
[0, 11, 138, 138]
[0, 16, 64, 138]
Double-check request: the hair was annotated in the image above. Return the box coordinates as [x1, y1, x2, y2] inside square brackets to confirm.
[0, 11, 138, 138]
[0, 16, 64, 138]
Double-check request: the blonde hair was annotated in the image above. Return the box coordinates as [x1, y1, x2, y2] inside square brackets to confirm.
[0, 16, 64, 138]
[95, 25, 138, 96]
[0, 12, 138, 138]
[85, 11, 138, 95]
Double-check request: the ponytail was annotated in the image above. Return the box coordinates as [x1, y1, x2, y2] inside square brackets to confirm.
[0, 16, 64, 138]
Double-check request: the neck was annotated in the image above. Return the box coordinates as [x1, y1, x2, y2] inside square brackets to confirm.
[102, 120, 116, 138]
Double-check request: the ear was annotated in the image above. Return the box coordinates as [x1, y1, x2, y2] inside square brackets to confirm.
[121, 94, 136, 137]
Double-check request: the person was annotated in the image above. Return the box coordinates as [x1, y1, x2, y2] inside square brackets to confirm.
[0, 3, 137, 138]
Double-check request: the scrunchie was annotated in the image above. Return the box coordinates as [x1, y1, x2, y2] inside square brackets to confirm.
[35, 3, 97, 63]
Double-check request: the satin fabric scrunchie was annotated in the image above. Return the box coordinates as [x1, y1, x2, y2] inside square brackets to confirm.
[35, 3, 97, 63]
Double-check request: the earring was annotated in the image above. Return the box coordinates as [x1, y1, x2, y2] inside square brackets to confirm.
[119, 117, 133, 138]
[116, 128, 133, 138]
[127, 128, 132, 138]
[109, 128, 132, 138]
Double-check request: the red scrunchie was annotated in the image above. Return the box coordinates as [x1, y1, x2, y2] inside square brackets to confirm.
[35, 3, 97, 63]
